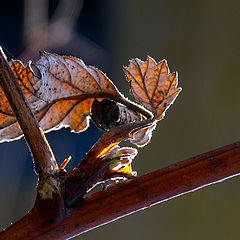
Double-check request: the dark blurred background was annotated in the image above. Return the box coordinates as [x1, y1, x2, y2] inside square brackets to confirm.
[0, 0, 240, 239]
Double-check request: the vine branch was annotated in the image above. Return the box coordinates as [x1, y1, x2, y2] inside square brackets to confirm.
[0, 141, 239, 239]
[0, 47, 58, 177]
[1, 46, 239, 239]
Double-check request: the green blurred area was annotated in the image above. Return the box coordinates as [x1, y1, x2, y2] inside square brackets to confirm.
[0, 0, 240, 239]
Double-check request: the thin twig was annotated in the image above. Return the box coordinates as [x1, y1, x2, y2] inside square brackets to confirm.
[0, 47, 58, 177]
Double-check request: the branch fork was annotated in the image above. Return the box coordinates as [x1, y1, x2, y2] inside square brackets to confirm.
[1, 47, 240, 240]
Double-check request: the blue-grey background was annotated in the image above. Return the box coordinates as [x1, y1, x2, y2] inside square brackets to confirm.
[0, 0, 240, 239]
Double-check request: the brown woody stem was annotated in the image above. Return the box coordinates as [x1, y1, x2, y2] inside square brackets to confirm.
[65, 118, 154, 205]
[0, 46, 58, 177]
[1, 141, 239, 239]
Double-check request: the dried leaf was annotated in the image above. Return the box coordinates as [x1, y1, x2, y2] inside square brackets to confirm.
[91, 98, 141, 131]
[124, 56, 181, 120]
[91, 99, 120, 131]
[0, 52, 122, 142]
[131, 123, 156, 147]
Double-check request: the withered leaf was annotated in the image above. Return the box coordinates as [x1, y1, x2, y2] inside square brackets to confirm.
[131, 123, 156, 147]
[91, 99, 120, 131]
[0, 52, 122, 142]
[91, 98, 141, 131]
[124, 56, 181, 120]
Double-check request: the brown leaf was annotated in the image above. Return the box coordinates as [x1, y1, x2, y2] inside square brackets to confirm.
[124, 56, 181, 120]
[91, 98, 141, 131]
[0, 52, 122, 142]
[91, 99, 121, 131]
[131, 123, 156, 147]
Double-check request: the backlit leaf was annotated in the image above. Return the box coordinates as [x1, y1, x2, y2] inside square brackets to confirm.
[91, 98, 141, 131]
[131, 123, 156, 147]
[124, 56, 181, 120]
[0, 52, 122, 142]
